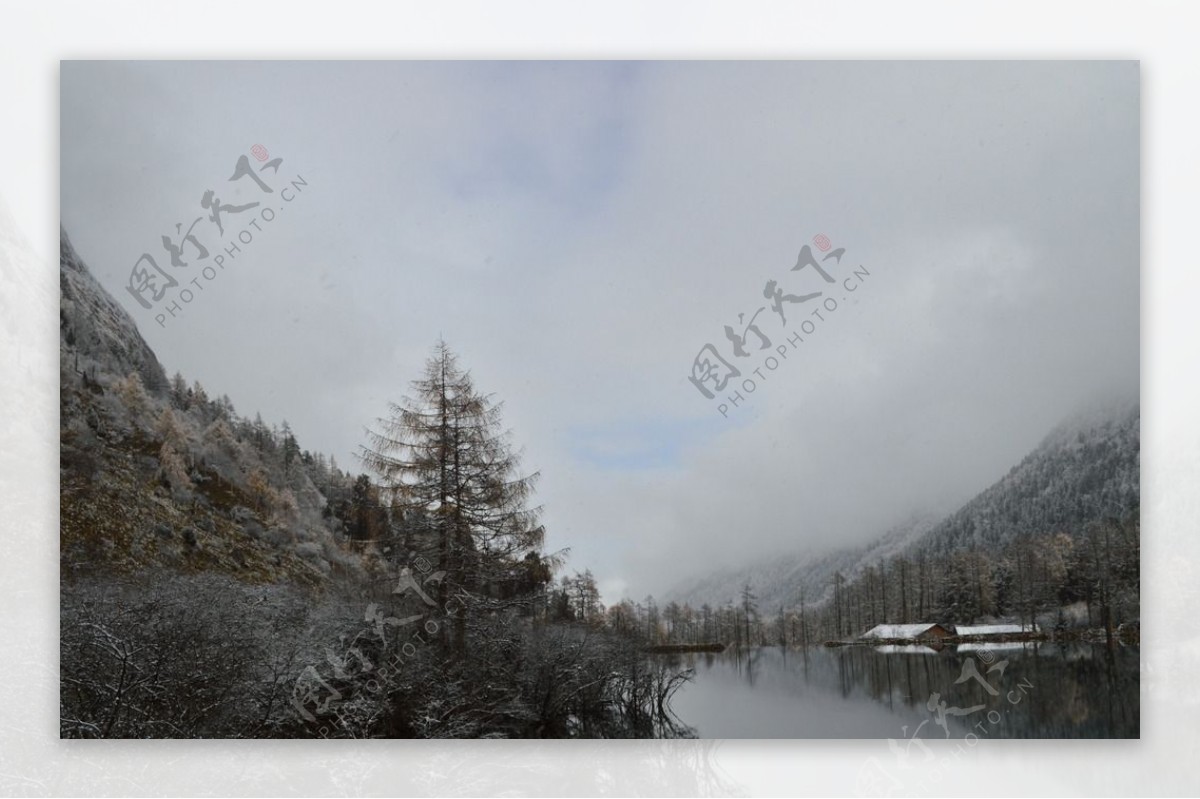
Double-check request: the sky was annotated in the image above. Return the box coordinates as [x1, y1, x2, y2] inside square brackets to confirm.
[60, 61, 1139, 604]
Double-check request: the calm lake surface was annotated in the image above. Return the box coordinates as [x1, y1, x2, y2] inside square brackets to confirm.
[666, 643, 1139, 738]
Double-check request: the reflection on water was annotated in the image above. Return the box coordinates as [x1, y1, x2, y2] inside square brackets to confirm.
[666, 643, 1138, 738]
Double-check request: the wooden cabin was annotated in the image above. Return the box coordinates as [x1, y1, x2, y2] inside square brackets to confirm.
[860, 623, 954, 641]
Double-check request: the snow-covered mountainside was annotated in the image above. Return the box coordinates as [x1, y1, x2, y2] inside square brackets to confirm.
[60, 229, 167, 393]
[667, 511, 940, 612]
[668, 399, 1140, 611]
[59, 230, 377, 587]
[915, 398, 1139, 556]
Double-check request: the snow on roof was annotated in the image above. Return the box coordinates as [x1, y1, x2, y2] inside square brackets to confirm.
[956, 623, 1037, 636]
[957, 642, 1031, 653]
[873, 644, 940, 655]
[861, 623, 946, 639]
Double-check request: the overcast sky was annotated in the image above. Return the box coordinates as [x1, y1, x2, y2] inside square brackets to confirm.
[60, 61, 1138, 603]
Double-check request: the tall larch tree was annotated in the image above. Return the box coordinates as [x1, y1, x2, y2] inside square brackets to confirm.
[359, 340, 545, 655]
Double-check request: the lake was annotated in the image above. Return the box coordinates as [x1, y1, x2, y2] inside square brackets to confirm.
[664, 642, 1139, 738]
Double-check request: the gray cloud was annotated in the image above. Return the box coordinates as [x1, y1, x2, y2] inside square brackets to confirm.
[61, 61, 1138, 602]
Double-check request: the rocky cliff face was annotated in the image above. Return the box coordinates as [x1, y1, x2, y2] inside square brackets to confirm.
[60, 229, 168, 393]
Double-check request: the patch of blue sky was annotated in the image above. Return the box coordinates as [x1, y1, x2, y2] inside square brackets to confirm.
[567, 410, 748, 471]
[443, 61, 644, 219]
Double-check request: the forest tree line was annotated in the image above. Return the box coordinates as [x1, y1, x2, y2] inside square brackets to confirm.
[60, 341, 694, 738]
[596, 513, 1140, 648]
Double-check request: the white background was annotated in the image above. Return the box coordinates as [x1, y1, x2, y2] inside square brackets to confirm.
[1, 1, 1197, 796]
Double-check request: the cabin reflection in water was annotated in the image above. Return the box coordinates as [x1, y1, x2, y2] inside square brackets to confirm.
[665, 642, 1139, 738]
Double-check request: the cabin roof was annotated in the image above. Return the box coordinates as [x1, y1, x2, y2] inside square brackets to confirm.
[860, 623, 947, 639]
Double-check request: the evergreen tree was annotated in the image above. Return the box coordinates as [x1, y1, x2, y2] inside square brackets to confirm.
[169, 371, 189, 410]
[280, 420, 300, 476]
[360, 340, 544, 655]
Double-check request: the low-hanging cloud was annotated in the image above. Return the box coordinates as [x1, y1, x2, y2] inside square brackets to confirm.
[60, 60, 1138, 603]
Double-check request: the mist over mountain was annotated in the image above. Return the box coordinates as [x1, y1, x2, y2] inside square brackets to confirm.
[667, 398, 1140, 614]
[666, 512, 941, 613]
[916, 398, 1139, 556]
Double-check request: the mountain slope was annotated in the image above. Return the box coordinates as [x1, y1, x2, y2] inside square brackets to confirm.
[60, 229, 167, 393]
[668, 400, 1140, 611]
[916, 398, 1139, 556]
[59, 230, 373, 588]
[667, 511, 940, 612]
